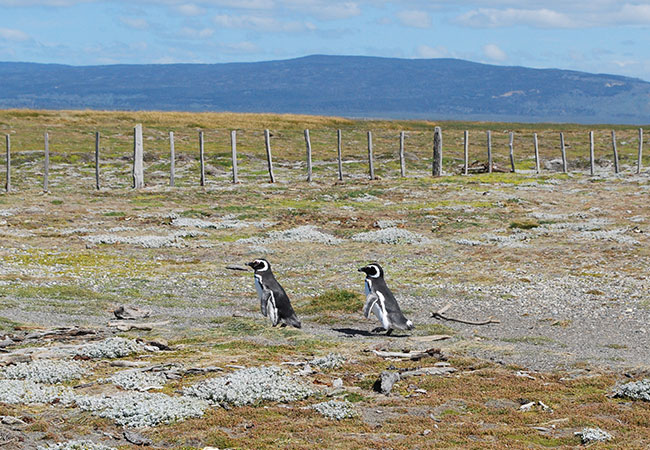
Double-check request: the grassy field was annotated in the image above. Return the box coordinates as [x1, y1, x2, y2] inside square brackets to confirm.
[0, 110, 648, 449]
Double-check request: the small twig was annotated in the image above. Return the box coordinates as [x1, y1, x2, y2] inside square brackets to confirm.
[226, 265, 249, 271]
[431, 303, 500, 326]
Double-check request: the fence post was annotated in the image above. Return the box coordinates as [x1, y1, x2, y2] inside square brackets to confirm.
[399, 131, 406, 177]
[95, 131, 100, 190]
[169, 131, 175, 187]
[433, 127, 442, 176]
[264, 129, 275, 183]
[231, 130, 238, 184]
[638, 128, 644, 174]
[132, 124, 144, 189]
[560, 132, 567, 174]
[43, 132, 49, 192]
[533, 133, 540, 174]
[305, 129, 313, 182]
[337, 129, 343, 181]
[4, 135, 9, 192]
[589, 131, 595, 176]
[508, 132, 515, 173]
[367, 131, 375, 180]
[463, 130, 469, 175]
[611, 130, 619, 174]
[199, 131, 205, 186]
[486, 130, 492, 173]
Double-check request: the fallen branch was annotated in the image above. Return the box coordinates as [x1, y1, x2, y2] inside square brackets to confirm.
[107, 320, 170, 331]
[431, 303, 500, 326]
[370, 347, 446, 361]
[226, 265, 249, 271]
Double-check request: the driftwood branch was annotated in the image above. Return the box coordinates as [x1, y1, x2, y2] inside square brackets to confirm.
[226, 265, 249, 271]
[431, 303, 500, 326]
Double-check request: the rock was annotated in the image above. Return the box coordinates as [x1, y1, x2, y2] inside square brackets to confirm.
[332, 378, 343, 389]
[124, 429, 153, 446]
[114, 305, 151, 320]
[0, 338, 14, 348]
[146, 339, 170, 351]
[543, 158, 564, 171]
[373, 371, 401, 395]
[576, 427, 612, 444]
[485, 399, 519, 410]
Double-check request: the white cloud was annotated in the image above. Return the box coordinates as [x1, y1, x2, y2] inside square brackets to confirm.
[120, 17, 150, 30]
[483, 43, 507, 62]
[456, 8, 574, 28]
[282, 0, 360, 20]
[416, 44, 448, 58]
[0, 27, 30, 41]
[214, 14, 315, 32]
[0, 0, 93, 5]
[175, 3, 204, 16]
[397, 10, 431, 29]
[179, 27, 214, 38]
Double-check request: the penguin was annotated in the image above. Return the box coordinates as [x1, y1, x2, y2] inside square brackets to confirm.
[358, 263, 414, 336]
[246, 258, 301, 329]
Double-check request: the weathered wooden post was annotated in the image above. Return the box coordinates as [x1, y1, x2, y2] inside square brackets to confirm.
[611, 130, 619, 174]
[560, 132, 567, 173]
[533, 133, 540, 174]
[132, 124, 144, 189]
[589, 131, 595, 176]
[4, 135, 9, 192]
[367, 131, 375, 180]
[638, 128, 644, 174]
[399, 131, 406, 177]
[169, 131, 175, 187]
[304, 129, 313, 182]
[95, 131, 100, 190]
[264, 129, 275, 183]
[231, 130, 238, 184]
[199, 131, 205, 186]
[337, 129, 343, 181]
[508, 132, 515, 173]
[433, 127, 442, 176]
[43, 132, 49, 192]
[463, 130, 469, 175]
[486, 130, 492, 173]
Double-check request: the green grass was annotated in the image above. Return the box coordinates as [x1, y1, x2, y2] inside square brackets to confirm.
[299, 289, 365, 314]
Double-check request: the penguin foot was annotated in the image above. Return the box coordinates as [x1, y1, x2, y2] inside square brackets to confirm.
[371, 327, 386, 333]
[280, 323, 287, 328]
[385, 329, 393, 336]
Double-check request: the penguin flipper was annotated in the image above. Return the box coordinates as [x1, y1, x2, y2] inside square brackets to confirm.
[363, 293, 379, 319]
[266, 291, 280, 326]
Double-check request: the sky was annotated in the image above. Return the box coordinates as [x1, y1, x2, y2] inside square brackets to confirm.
[1, 1, 649, 81]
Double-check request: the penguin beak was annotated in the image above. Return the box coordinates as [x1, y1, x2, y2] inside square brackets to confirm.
[358, 267, 367, 273]
[246, 261, 255, 269]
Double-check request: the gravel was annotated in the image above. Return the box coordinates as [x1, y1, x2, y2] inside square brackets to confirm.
[38, 440, 117, 450]
[310, 353, 346, 369]
[312, 400, 357, 420]
[183, 365, 314, 406]
[351, 228, 431, 245]
[0, 380, 75, 405]
[239, 225, 343, 245]
[102, 370, 166, 391]
[75, 392, 208, 428]
[612, 379, 650, 401]
[75, 337, 143, 359]
[1, 360, 87, 384]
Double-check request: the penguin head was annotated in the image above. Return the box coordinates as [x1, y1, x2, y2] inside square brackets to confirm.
[246, 258, 271, 273]
[358, 263, 384, 279]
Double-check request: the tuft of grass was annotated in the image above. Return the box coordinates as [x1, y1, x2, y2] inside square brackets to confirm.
[300, 289, 364, 314]
[509, 220, 539, 230]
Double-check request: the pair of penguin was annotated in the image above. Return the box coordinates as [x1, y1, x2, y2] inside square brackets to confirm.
[246, 259, 414, 335]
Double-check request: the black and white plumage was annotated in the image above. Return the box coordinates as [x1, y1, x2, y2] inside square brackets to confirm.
[359, 263, 414, 336]
[246, 258, 301, 329]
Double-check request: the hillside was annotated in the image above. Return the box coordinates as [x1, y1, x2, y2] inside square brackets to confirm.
[1, 55, 649, 124]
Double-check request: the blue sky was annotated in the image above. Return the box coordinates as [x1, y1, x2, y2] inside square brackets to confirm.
[1, 1, 649, 81]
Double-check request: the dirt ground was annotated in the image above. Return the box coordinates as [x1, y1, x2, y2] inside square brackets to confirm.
[0, 120, 649, 448]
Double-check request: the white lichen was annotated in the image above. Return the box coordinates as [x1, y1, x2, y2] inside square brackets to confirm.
[2, 360, 87, 384]
[312, 400, 357, 420]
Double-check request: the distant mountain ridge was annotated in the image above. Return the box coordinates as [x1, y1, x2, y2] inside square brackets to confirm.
[1, 55, 649, 124]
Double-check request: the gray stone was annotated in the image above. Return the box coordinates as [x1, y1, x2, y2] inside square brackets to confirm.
[373, 371, 400, 395]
